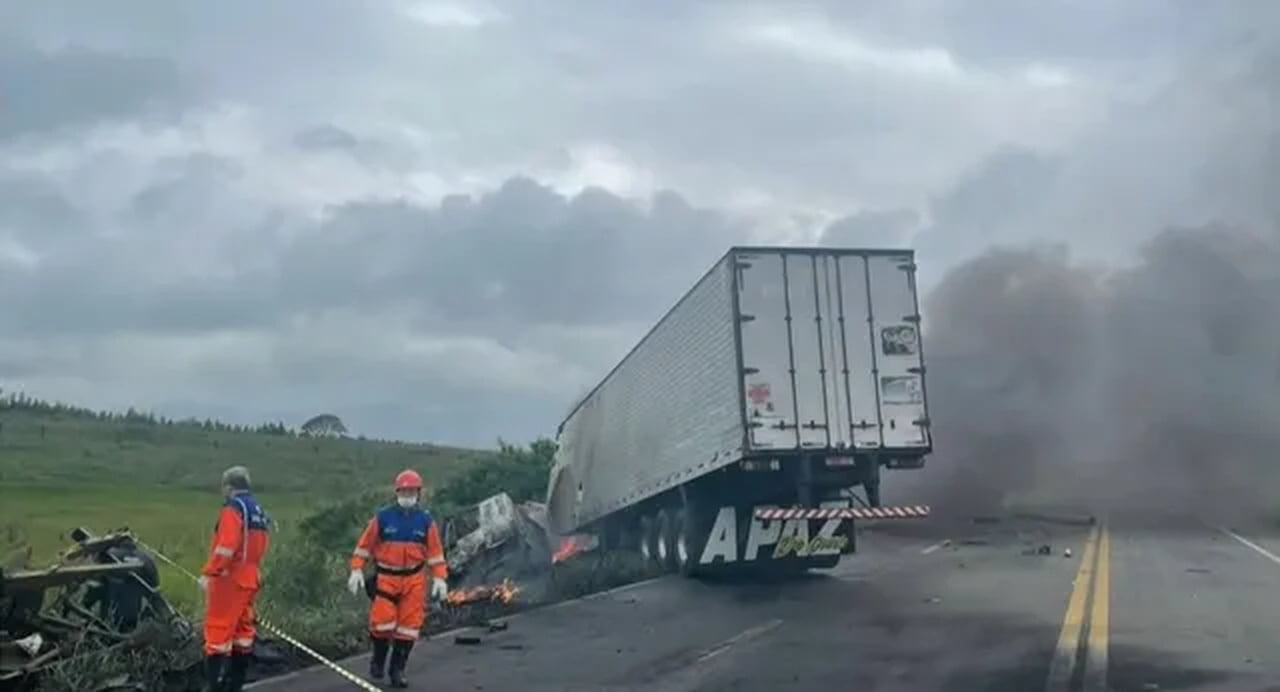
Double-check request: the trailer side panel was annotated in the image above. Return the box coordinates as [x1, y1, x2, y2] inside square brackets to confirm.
[554, 255, 745, 530]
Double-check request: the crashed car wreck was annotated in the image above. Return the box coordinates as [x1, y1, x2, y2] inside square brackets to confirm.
[440, 492, 596, 604]
[0, 528, 197, 691]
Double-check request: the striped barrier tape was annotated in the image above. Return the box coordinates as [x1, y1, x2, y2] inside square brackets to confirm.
[135, 539, 380, 692]
[754, 505, 931, 521]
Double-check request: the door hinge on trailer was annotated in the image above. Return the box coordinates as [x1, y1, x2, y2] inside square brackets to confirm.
[739, 314, 756, 322]
[903, 314, 921, 323]
[914, 417, 931, 428]
[743, 367, 760, 375]
[907, 366, 924, 374]
[896, 262, 917, 272]
[852, 421, 877, 430]
[746, 419, 796, 430]
[801, 420, 828, 430]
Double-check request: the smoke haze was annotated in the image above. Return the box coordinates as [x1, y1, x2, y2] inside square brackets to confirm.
[893, 11, 1280, 524]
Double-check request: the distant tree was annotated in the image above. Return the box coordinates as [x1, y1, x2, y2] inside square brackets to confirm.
[301, 413, 348, 437]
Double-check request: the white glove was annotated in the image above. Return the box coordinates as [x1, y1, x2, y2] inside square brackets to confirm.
[430, 578, 448, 602]
[197, 576, 208, 593]
[347, 569, 365, 597]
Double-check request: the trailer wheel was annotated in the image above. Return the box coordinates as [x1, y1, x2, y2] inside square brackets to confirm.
[672, 507, 698, 577]
[656, 508, 679, 573]
[638, 514, 658, 566]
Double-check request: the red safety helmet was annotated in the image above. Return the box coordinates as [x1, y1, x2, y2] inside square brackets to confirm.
[394, 469, 423, 491]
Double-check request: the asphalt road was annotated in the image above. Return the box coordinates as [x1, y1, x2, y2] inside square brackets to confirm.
[249, 513, 1280, 692]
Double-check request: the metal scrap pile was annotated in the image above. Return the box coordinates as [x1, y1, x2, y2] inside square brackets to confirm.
[0, 528, 197, 691]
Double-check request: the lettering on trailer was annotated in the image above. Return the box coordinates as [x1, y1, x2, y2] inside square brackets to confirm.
[698, 507, 848, 564]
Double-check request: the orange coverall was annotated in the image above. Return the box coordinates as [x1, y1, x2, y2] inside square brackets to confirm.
[201, 492, 271, 656]
[350, 505, 448, 641]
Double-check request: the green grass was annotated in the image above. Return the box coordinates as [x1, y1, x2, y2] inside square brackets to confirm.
[0, 486, 322, 614]
[0, 400, 490, 494]
[0, 394, 574, 690]
[0, 394, 494, 615]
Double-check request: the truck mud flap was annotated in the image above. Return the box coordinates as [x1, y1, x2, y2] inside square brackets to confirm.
[754, 506, 930, 521]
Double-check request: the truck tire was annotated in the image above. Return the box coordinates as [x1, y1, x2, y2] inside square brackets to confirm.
[656, 508, 679, 573]
[638, 514, 659, 567]
[672, 506, 701, 577]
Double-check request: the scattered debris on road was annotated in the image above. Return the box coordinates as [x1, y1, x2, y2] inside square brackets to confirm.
[454, 635, 483, 646]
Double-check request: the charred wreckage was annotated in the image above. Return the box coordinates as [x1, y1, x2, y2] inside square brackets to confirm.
[0, 528, 196, 690]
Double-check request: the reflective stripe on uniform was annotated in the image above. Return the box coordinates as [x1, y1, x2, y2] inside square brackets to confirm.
[353, 548, 370, 558]
[209, 641, 233, 653]
[376, 561, 424, 572]
[372, 622, 397, 632]
[214, 546, 236, 557]
[394, 626, 419, 639]
[427, 557, 445, 566]
[233, 637, 254, 648]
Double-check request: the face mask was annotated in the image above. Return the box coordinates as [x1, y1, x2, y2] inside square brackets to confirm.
[397, 495, 417, 508]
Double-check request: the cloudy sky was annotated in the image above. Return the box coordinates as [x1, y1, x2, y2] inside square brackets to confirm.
[0, 1, 1274, 446]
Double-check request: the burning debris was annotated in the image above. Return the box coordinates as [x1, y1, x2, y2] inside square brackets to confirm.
[0, 527, 196, 689]
[445, 578, 520, 607]
[552, 535, 593, 564]
[441, 492, 598, 603]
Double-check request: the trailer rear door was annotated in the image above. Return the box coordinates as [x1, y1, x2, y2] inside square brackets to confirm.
[735, 249, 929, 452]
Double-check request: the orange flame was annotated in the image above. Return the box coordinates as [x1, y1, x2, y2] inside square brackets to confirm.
[553, 534, 592, 563]
[446, 578, 520, 606]
[552, 537, 578, 563]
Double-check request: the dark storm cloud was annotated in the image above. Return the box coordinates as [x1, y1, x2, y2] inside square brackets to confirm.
[293, 125, 362, 152]
[2, 0, 1277, 450]
[0, 174, 82, 237]
[0, 38, 189, 140]
[0, 176, 743, 337]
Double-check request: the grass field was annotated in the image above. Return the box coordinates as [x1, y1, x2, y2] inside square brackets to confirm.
[1, 486, 324, 613]
[0, 394, 571, 689]
[0, 400, 488, 494]
[0, 394, 495, 614]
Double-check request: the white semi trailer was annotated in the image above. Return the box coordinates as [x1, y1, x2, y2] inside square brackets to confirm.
[546, 246, 933, 576]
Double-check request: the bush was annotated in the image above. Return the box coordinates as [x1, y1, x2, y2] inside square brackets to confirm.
[433, 437, 555, 509]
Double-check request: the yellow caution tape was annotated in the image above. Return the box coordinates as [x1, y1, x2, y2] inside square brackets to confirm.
[136, 538, 380, 692]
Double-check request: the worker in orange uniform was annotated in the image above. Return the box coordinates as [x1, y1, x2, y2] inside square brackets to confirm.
[199, 465, 271, 692]
[347, 469, 449, 687]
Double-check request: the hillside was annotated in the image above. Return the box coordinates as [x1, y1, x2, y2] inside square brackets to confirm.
[0, 392, 490, 493]
[0, 390, 497, 612]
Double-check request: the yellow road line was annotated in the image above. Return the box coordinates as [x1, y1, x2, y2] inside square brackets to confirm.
[1083, 525, 1111, 692]
[1045, 522, 1100, 692]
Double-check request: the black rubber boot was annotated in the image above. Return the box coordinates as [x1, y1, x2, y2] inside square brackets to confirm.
[203, 654, 229, 691]
[225, 652, 250, 692]
[387, 639, 414, 688]
[368, 638, 390, 680]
